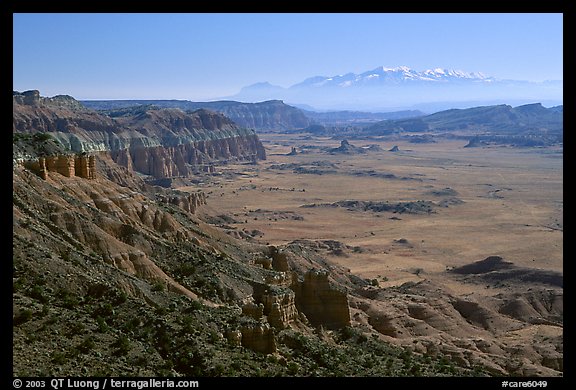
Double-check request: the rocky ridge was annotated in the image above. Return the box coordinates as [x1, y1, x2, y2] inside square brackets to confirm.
[81, 99, 314, 131]
[13, 91, 266, 180]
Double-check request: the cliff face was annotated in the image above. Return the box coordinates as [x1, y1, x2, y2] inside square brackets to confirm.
[13, 91, 266, 179]
[198, 100, 313, 131]
[82, 99, 315, 131]
[293, 269, 351, 329]
[23, 155, 97, 180]
[252, 283, 299, 329]
[156, 192, 207, 215]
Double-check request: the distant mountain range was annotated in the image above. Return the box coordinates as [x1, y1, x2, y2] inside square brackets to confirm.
[81, 99, 313, 131]
[312, 103, 562, 147]
[365, 103, 563, 135]
[81, 98, 563, 147]
[229, 66, 563, 111]
[81, 99, 424, 131]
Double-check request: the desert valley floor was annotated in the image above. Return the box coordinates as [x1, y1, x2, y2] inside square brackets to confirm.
[185, 136, 562, 291]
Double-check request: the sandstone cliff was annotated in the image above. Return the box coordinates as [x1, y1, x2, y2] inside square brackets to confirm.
[293, 269, 351, 329]
[251, 283, 299, 329]
[23, 154, 97, 180]
[13, 91, 266, 180]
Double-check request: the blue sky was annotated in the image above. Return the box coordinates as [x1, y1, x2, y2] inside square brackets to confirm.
[13, 13, 563, 100]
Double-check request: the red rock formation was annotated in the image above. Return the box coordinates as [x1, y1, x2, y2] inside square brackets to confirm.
[267, 295, 299, 329]
[24, 154, 96, 180]
[75, 155, 96, 179]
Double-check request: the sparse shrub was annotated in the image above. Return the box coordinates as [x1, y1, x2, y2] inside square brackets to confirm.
[28, 285, 48, 303]
[410, 362, 422, 376]
[230, 361, 242, 372]
[60, 250, 71, 262]
[68, 322, 86, 336]
[134, 355, 148, 366]
[76, 336, 96, 354]
[177, 263, 196, 277]
[92, 302, 114, 318]
[123, 317, 141, 334]
[40, 304, 49, 317]
[155, 306, 167, 315]
[33, 133, 53, 142]
[112, 335, 131, 356]
[114, 291, 128, 305]
[209, 330, 221, 344]
[58, 289, 80, 309]
[210, 363, 225, 376]
[152, 282, 165, 292]
[51, 351, 67, 365]
[96, 316, 109, 333]
[340, 326, 356, 341]
[287, 361, 300, 375]
[45, 315, 58, 325]
[12, 278, 25, 293]
[13, 309, 33, 326]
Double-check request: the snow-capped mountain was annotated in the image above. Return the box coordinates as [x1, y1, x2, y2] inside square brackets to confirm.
[292, 66, 495, 88]
[229, 66, 562, 111]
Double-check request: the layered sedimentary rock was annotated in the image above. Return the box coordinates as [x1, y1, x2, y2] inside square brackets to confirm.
[81, 98, 314, 131]
[242, 302, 264, 320]
[23, 155, 97, 180]
[74, 155, 97, 179]
[239, 323, 277, 354]
[13, 91, 267, 180]
[293, 269, 350, 329]
[156, 192, 206, 215]
[252, 283, 299, 329]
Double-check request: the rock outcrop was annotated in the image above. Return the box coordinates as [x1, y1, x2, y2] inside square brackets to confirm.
[293, 269, 350, 329]
[269, 246, 290, 272]
[23, 154, 97, 180]
[329, 139, 366, 155]
[252, 283, 299, 329]
[239, 323, 277, 354]
[156, 191, 206, 215]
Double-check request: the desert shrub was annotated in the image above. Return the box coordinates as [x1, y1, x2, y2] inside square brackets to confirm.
[67, 322, 86, 336]
[13, 309, 33, 326]
[75, 336, 96, 354]
[95, 316, 109, 333]
[176, 263, 196, 277]
[29, 285, 48, 303]
[57, 289, 80, 309]
[51, 351, 67, 365]
[112, 335, 131, 356]
[92, 302, 114, 318]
